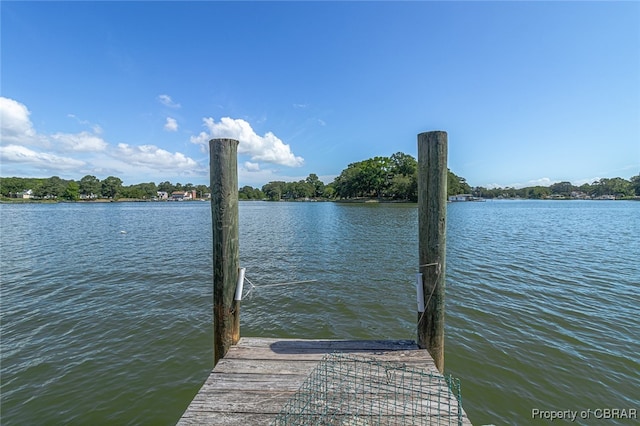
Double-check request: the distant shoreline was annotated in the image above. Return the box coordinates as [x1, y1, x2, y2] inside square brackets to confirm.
[2, 197, 639, 205]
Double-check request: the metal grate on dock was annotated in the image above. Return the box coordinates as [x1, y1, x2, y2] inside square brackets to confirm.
[178, 337, 472, 425]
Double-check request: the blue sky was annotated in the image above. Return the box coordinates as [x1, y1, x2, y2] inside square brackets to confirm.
[1, 1, 639, 188]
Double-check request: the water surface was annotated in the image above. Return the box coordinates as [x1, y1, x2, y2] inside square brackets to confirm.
[1, 200, 638, 425]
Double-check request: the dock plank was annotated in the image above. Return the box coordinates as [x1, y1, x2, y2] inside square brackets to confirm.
[177, 337, 472, 425]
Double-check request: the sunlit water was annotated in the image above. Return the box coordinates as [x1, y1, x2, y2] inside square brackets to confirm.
[1, 200, 638, 425]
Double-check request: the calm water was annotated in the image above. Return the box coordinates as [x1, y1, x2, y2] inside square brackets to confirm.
[1, 200, 638, 425]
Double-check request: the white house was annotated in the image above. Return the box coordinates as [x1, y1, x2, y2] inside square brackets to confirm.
[16, 189, 33, 199]
[170, 190, 197, 201]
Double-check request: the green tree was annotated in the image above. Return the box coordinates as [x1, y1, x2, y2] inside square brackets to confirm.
[549, 181, 575, 197]
[323, 183, 336, 199]
[158, 181, 175, 194]
[79, 175, 101, 197]
[609, 177, 633, 197]
[305, 173, 325, 198]
[0, 177, 28, 196]
[62, 181, 80, 201]
[118, 182, 156, 199]
[137, 182, 158, 199]
[630, 174, 640, 196]
[361, 156, 392, 198]
[390, 152, 417, 177]
[578, 182, 594, 197]
[120, 185, 145, 199]
[239, 185, 264, 200]
[591, 178, 632, 198]
[333, 156, 392, 199]
[102, 176, 123, 199]
[447, 170, 471, 196]
[333, 153, 470, 201]
[283, 180, 314, 200]
[195, 184, 210, 199]
[525, 186, 551, 199]
[0, 177, 47, 197]
[35, 176, 66, 198]
[262, 181, 286, 201]
[333, 163, 363, 198]
[389, 174, 415, 200]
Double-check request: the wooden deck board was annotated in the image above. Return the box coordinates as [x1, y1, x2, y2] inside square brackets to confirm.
[177, 337, 472, 425]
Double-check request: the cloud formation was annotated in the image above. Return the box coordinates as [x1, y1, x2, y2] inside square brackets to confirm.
[243, 161, 260, 172]
[67, 114, 103, 134]
[526, 177, 553, 187]
[115, 143, 198, 169]
[164, 117, 178, 132]
[0, 144, 86, 170]
[0, 96, 202, 181]
[50, 131, 108, 152]
[190, 117, 304, 167]
[157, 94, 181, 108]
[0, 97, 42, 146]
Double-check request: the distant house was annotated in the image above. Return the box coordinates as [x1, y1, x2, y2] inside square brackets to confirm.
[448, 194, 472, 202]
[171, 190, 197, 201]
[16, 189, 33, 199]
[570, 191, 590, 199]
[596, 194, 616, 200]
[171, 191, 186, 201]
[156, 191, 168, 200]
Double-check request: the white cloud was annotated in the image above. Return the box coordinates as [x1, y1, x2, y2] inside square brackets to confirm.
[0, 97, 43, 146]
[190, 117, 304, 167]
[243, 161, 260, 172]
[484, 183, 504, 189]
[67, 114, 103, 134]
[0, 144, 85, 170]
[115, 143, 198, 170]
[0, 97, 205, 182]
[1, 97, 108, 153]
[164, 117, 178, 132]
[293, 103, 308, 109]
[158, 94, 181, 108]
[50, 131, 108, 152]
[574, 177, 601, 186]
[525, 177, 553, 187]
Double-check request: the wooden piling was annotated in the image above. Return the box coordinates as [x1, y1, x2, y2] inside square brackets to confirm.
[210, 138, 240, 366]
[417, 131, 447, 373]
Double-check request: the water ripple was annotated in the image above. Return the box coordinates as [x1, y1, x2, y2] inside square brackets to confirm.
[1, 200, 638, 425]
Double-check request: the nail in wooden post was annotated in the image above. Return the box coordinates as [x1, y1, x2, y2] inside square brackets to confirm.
[210, 138, 240, 366]
[417, 131, 447, 373]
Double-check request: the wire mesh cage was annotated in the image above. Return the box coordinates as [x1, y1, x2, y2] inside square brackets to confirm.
[272, 353, 464, 426]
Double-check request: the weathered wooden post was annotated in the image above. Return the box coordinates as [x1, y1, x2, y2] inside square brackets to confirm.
[417, 131, 447, 373]
[210, 138, 240, 366]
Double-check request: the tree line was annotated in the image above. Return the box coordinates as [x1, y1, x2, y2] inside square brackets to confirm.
[0, 152, 469, 202]
[2, 153, 638, 201]
[470, 176, 640, 199]
[0, 175, 210, 201]
[248, 152, 469, 201]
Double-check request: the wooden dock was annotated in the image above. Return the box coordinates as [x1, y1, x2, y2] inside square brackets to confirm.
[178, 337, 472, 425]
[182, 135, 471, 425]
